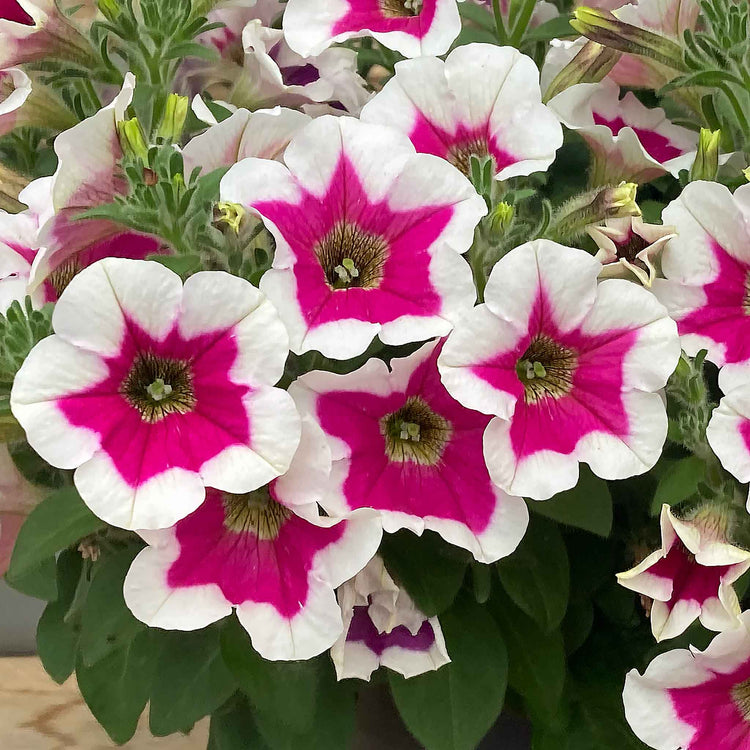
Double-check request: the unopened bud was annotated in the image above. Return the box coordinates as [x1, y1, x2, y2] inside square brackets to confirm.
[489, 202, 514, 234]
[690, 129, 721, 182]
[117, 118, 149, 163]
[157, 94, 189, 142]
[544, 41, 622, 102]
[743, 166, 750, 183]
[215, 201, 245, 233]
[571, 7, 686, 72]
[97, 0, 121, 21]
[603, 181, 640, 219]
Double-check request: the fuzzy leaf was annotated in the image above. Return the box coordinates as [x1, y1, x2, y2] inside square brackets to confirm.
[651, 456, 705, 515]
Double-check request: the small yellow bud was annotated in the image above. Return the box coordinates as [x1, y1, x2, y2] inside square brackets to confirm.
[604, 182, 641, 218]
[215, 201, 245, 233]
[489, 202, 514, 234]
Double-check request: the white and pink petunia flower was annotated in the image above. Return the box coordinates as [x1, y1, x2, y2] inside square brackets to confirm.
[29, 74, 161, 295]
[221, 115, 485, 360]
[707, 365, 750, 510]
[182, 106, 311, 176]
[0, 67, 30, 136]
[0, 0, 94, 68]
[11, 258, 301, 531]
[548, 78, 697, 183]
[290, 340, 529, 563]
[617, 503, 750, 642]
[438, 240, 681, 501]
[360, 44, 563, 182]
[200, 0, 285, 53]
[652, 182, 750, 369]
[331, 555, 450, 681]
[282, 0, 462, 59]
[588, 215, 676, 287]
[623, 611, 750, 750]
[123, 423, 383, 660]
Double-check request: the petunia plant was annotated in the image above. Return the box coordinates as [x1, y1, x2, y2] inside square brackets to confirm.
[2, 0, 750, 749]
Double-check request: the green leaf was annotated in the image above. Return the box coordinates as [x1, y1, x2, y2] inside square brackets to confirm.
[380, 530, 469, 618]
[489, 589, 566, 720]
[78, 546, 145, 667]
[7, 486, 105, 581]
[528, 467, 613, 537]
[220, 618, 355, 749]
[496, 515, 570, 632]
[36, 550, 83, 683]
[76, 630, 159, 744]
[5, 556, 57, 600]
[457, 1, 496, 31]
[208, 695, 269, 750]
[150, 626, 236, 737]
[523, 14, 575, 43]
[650, 456, 705, 515]
[390, 597, 508, 750]
[146, 253, 201, 276]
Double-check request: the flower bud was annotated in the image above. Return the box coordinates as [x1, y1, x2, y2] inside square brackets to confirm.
[743, 166, 750, 183]
[157, 94, 189, 142]
[215, 201, 245, 233]
[489, 202, 514, 235]
[117, 118, 150, 164]
[690, 129, 721, 182]
[543, 41, 622, 102]
[571, 7, 686, 72]
[602, 181, 641, 219]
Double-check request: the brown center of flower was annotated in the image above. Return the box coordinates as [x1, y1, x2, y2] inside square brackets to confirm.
[516, 335, 578, 404]
[48, 258, 81, 298]
[447, 139, 491, 180]
[314, 222, 389, 290]
[614, 232, 650, 269]
[121, 352, 196, 423]
[222, 487, 291, 539]
[381, 396, 452, 466]
[379, 0, 422, 17]
[732, 678, 750, 721]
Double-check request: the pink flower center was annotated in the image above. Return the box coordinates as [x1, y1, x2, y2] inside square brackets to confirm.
[380, 0, 423, 17]
[516, 335, 578, 404]
[447, 138, 491, 179]
[120, 352, 196, 423]
[315, 222, 389, 290]
[380, 395, 452, 465]
[222, 487, 291, 540]
[731, 678, 750, 721]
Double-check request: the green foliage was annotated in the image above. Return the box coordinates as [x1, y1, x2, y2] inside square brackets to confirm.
[208, 695, 269, 750]
[380, 530, 470, 618]
[651, 455, 706, 514]
[390, 597, 509, 750]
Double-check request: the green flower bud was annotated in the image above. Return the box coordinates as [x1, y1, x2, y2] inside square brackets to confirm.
[117, 118, 150, 164]
[690, 129, 721, 182]
[544, 41, 622, 102]
[215, 201, 245, 233]
[489, 202, 514, 234]
[157, 94, 189, 143]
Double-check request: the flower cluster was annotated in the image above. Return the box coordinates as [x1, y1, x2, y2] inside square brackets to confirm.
[2, 0, 750, 748]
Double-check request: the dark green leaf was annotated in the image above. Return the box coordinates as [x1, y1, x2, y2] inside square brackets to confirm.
[497, 515, 569, 632]
[5, 556, 57, 600]
[390, 597, 508, 750]
[208, 694, 269, 750]
[76, 631, 159, 744]
[78, 546, 145, 667]
[650, 456, 705, 515]
[146, 253, 201, 276]
[523, 14, 575, 43]
[150, 626, 236, 737]
[528, 467, 613, 537]
[37, 550, 83, 683]
[7, 486, 105, 581]
[380, 531, 469, 618]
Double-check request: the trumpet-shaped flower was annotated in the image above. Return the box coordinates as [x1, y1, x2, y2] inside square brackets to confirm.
[221, 115, 484, 359]
[11, 258, 301, 531]
[439, 239, 680, 500]
[290, 340, 529, 563]
[623, 612, 750, 750]
[652, 182, 750, 369]
[282, 0, 462, 59]
[617, 503, 750, 641]
[360, 44, 563, 181]
[331, 555, 450, 680]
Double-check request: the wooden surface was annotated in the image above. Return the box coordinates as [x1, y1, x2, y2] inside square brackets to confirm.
[0, 657, 208, 749]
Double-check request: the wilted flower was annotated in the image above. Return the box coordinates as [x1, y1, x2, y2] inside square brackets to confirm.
[0, 68, 30, 137]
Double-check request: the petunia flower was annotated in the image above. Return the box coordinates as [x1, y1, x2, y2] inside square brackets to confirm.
[0, 67, 30, 136]
[29, 74, 161, 295]
[360, 43, 563, 182]
[0, 0, 95, 69]
[0, 444, 45, 576]
[617, 503, 750, 642]
[282, 0, 462, 59]
[623, 611, 750, 750]
[707, 364, 750, 511]
[124, 419, 383, 661]
[221, 115, 485, 360]
[182, 106, 311, 176]
[438, 239, 680, 501]
[548, 78, 697, 183]
[11, 258, 301, 531]
[290, 340, 529, 563]
[331, 555, 450, 680]
[588, 215, 676, 286]
[652, 182, 750, 369]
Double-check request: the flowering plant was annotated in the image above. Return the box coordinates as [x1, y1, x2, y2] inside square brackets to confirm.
[1, 0, 750, 747]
